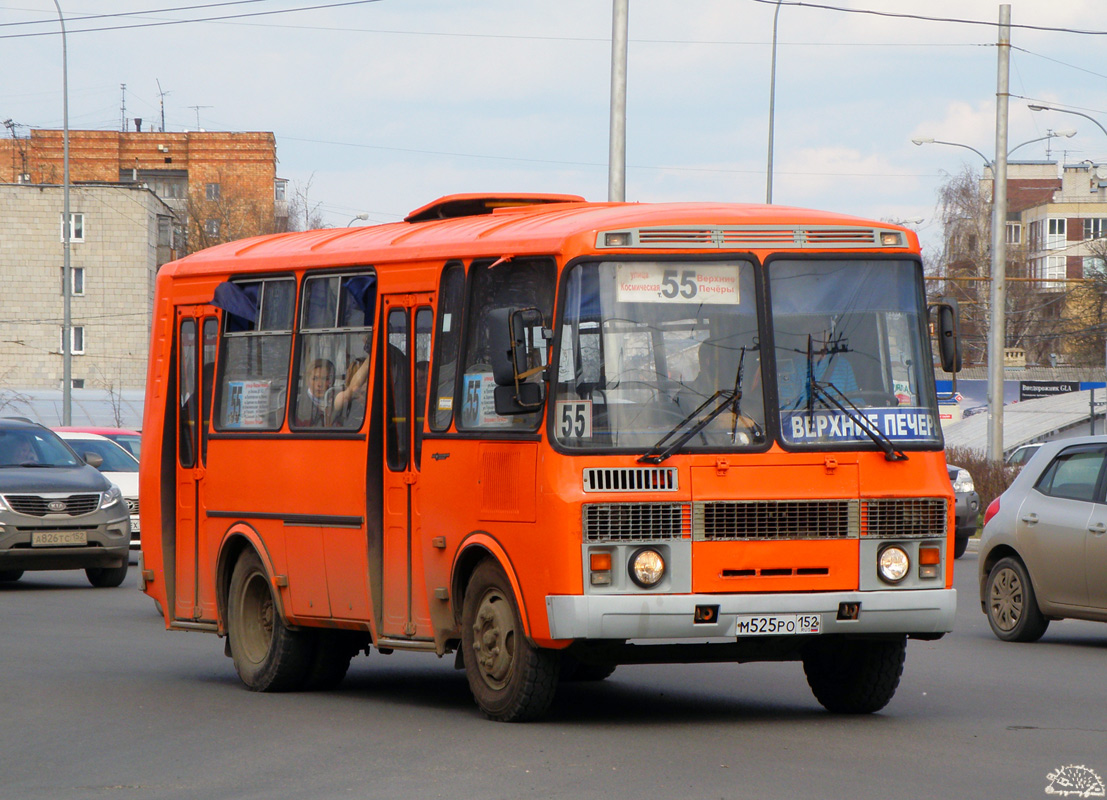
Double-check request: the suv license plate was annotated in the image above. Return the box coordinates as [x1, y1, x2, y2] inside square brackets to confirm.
[735, 614, 821, 636]
[31, 530, 88, 547]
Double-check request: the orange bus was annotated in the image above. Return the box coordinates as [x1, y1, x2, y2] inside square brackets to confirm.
[139, 194, 961, 721]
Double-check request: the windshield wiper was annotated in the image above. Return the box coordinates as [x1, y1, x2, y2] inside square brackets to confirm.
[797, 335, 906, 461]
[638, 347, 762, 464]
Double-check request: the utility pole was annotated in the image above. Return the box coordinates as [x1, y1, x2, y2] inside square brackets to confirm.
[120, 83, 126, 132]
[608, 0, 628, 202]
[986, 4, 1011, 464]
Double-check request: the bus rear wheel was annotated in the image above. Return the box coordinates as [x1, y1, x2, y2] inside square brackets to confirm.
[802, 636, 906, 714]
[461, 560, 559, 722]
[227, 549, 312, 692]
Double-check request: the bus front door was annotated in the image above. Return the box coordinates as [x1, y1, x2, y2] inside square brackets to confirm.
[380, 298, 434, 639]
[173, 306, 218, 622]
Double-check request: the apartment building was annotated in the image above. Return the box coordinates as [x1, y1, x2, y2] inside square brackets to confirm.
[0, 182, 174, 390]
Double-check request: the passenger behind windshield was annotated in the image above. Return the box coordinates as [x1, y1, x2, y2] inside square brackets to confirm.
[674, 338, 764, 444]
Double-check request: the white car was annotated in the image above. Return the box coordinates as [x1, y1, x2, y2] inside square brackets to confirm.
[55, 431, 140, 556]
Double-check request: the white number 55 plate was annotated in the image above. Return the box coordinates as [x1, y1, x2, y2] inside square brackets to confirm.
[735, 614, 821, 636]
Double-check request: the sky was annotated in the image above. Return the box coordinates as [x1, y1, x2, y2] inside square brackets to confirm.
[3, 0, 1107, 259]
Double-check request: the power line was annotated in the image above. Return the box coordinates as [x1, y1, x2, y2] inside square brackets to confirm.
[747, 0, 1107, 36]
[0, 0, 382, 40]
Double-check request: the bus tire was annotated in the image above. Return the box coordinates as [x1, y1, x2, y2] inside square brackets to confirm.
[227, 549, 312, 692]
[85, 562, 128, 588]
[461, 560, 559, 722]
[561, 653, 617, 682]
[303, 630, 358, 690]
[803, 636, 906, 714]
[985, 557, 1049, 642]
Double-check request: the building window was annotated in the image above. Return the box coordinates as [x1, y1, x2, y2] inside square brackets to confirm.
[60, 326, 85, 355]
[1043, 255, 1066, 290]
[1046, 218, 1066, 249]
[60, 212, 84, 242]
[1084, 256, 1107, 278]
[60, 266, 85, 296]
[205, 182, 221, 201]
[205, 219, 220, 238]
[274, 179, 287, 202]
[1006, 222, 1021, 245]
[1084, 218, 1107, 240]
[71, 378, 84, 389]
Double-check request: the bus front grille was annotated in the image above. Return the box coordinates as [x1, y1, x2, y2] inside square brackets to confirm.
[582, 502, 689, 542]
[862, 498, 948, 538]
[693, 500, 859, 541]
[582, 467, 679, 492]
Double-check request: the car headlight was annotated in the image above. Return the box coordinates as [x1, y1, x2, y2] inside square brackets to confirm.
[100, 484, 123, 509]
[877, 546, 910, 584]
[628, 548, 666, 588]
[951, 468, 974, 494]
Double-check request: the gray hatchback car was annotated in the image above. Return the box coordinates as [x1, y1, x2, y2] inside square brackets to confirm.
[978, 435, 1107, 641]
[0, 418, 131, 587]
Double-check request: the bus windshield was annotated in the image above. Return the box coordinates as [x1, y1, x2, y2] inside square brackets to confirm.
[770, 259, 940, 449]
[552, 257, 940, 454]
[553, 259, 765, 451]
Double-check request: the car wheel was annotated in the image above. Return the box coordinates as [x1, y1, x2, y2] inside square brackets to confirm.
[953, 533, 969, 559]
[803, 636, 906, 714]
[226, 549, 313, 691]
[85, 562, 128, 588]
[985, 557, 1049, 642]
[461, 559, 559, 722]
[0, 570, 24, 582]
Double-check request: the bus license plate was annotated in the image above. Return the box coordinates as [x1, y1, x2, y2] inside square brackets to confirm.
[735, 614, 820, 636]
[31, 530, 88, 547]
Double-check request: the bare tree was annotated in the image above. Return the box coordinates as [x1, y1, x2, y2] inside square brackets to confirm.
[182, 171, 280, 254]
[283, 176, 327, 232]
[928, 166, 1076, 367]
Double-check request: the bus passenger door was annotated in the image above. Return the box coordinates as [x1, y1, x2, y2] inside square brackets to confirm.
[380, 297, 434, 639]
[174, 306, 218, 622]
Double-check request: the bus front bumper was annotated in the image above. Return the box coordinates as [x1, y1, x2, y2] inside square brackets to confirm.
[545, 588, 956, 641]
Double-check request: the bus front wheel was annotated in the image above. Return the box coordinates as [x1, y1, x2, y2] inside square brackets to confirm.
[802, 636, 906, 714]
[461, 560, 559, 722]
[227, 549, 312, 692]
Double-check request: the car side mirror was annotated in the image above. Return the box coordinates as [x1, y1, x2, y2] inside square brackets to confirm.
[83, 451, 104, 468]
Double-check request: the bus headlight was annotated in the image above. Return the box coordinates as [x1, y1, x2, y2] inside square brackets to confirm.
[877, 546, 910, 584]
[629, 548, 665, 588]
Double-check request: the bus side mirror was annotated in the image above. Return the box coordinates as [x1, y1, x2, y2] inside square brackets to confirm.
[489, 306, 547, 414]
[930, 297, 962, 374]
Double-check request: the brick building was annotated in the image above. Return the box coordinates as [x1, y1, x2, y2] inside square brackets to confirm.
[0, 183, 175, 391]
[0, 128, 286, 252]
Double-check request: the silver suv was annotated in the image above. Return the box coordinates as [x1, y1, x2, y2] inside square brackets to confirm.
[0, 418, 131, 587]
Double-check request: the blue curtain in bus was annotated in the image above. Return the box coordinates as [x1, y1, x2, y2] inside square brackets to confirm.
[340, 275, 377, 327]
[212, 281, 259, 332]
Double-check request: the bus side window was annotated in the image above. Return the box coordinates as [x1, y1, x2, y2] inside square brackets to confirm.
[413, 306, 433, 467]
[213, 278, 295, 431]
[291, 272, 376, 430]
[457, 257, 555, 432]
[386, 310, 409, 470]
[429, 262, 465, 432]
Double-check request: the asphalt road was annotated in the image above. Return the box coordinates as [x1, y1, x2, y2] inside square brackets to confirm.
[3, 552, 1105, 800]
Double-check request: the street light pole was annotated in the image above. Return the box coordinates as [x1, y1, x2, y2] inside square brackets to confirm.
[608, 0, 628, 203]
[986, 3, 1011, 465]
[1029, 103, 1107, 140]
[766, 0, 783, 204]
[53, 0, 72, 426]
